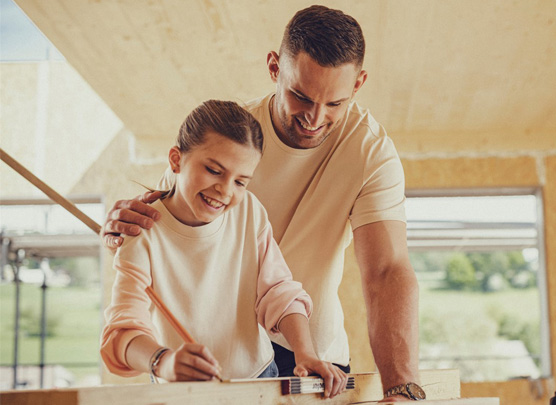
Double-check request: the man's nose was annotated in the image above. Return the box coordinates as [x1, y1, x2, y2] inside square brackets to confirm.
[304, 104, 325, 127]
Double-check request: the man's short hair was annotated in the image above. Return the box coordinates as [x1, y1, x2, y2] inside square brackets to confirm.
[280, 5, 365, 68]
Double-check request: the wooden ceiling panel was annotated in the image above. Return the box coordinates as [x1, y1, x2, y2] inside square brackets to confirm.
[14, 0, 556, 155]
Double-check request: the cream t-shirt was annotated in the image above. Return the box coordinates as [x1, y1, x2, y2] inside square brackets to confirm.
[101, 193, 312, 379]
[159, 94, 406, 366]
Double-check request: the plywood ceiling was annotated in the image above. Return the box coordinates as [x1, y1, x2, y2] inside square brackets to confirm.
[14, 0, 556, 156]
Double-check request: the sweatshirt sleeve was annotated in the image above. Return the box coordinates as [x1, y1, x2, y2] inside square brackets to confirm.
[100, 238, 158, 377]
[255, 223, 313, 335]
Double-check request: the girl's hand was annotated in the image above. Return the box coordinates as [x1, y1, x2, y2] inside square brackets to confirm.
[157, 343, 221, 381]
[293, 354, 348, 399]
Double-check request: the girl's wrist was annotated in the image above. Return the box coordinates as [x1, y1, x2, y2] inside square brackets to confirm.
[150, 347, 171, 377]
[294, 348, 318, 363]
[156, 349, 174, 380]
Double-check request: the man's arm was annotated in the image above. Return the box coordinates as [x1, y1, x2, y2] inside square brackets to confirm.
[353, 220, 419, 402]
[103, 167, 175, 249]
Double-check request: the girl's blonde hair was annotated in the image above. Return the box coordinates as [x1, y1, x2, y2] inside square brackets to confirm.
[177, 99, 263, 154]
[147, 100, 263, 199]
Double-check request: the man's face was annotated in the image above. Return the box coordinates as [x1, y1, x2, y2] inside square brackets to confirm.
[268, 51, 367, 149]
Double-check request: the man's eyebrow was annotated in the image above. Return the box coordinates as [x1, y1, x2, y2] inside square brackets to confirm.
[207, 158, 252, 179]
[292, 88, 350, 104]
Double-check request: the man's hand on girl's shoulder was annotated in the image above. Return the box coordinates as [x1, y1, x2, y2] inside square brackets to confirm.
[101, 191, 163, 252]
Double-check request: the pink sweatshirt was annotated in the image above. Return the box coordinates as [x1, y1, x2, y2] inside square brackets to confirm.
[101, 193, 312, 379]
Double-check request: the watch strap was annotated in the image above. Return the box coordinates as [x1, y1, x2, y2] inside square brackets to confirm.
[385, 382, 425, 401]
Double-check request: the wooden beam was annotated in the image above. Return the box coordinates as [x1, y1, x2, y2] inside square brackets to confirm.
[0, 370, 498, 404]
[0, 148, 101, 235]
[382, 400, 498, 405]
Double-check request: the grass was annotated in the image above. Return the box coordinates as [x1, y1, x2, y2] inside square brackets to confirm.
[0, 283, 101, 367]
[418, 285, 542, 381]
[419, 286, 540, 324]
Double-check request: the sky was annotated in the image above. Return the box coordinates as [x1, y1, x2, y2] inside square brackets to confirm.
[0, 0, 64, 61]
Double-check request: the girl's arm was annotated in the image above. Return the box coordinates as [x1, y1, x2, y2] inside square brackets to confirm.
[125, 334, 221, 381]
[278, 313, 348, 399]
[101, 253, 159, 377]
[254, 223, 348, 399]
[101, 241, 220, 381]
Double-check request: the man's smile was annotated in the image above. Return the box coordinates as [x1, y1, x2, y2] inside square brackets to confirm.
[296, 117, 326, 134]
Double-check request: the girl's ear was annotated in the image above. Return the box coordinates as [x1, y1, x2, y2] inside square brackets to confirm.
[169, 146, 182, 173]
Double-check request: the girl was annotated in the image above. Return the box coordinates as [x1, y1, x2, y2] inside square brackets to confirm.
[100, 100, 347, 398]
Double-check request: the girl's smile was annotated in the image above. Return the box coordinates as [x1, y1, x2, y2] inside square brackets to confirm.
[200, 193, 226, 209]
[163, 130, 261, 227]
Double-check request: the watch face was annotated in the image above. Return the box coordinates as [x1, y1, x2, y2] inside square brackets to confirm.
[407, 383, 426, 400]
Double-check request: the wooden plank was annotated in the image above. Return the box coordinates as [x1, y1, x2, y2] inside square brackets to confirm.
[376, 400, 498, 405]
[0, 369, 490, 405]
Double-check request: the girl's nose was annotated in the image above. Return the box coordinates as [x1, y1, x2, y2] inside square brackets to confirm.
[215, 181, 232, 198]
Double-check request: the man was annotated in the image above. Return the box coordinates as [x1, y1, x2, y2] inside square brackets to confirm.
[102, 6, 423, 402]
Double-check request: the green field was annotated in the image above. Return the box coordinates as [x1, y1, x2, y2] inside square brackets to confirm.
[419, 285, 540, 347]
[418, 285, 541, 381]
[420, 286, 539, 326]
[0, 283, 102, 383]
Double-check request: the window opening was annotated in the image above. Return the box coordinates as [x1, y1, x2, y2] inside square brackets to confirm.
[406, 188, 550, 382]
[0, 197, 103, 389]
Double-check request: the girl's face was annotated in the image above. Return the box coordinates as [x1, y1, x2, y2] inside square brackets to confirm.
[167, 130, 261, 227]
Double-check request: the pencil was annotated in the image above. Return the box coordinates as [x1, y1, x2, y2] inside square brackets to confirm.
[145, 285, 223, 381]
[145, 286, 196, 343]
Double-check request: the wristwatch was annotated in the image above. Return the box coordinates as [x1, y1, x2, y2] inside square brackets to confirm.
[384, 382, 426, 401]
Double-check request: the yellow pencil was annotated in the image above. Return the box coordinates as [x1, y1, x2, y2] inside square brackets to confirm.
[145, 286, 223, 381]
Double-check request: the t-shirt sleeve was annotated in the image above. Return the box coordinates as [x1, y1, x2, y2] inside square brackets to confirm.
[100, 236, 158, 377]
[254, 223, 313, 335]
[349, 134, 407, 231]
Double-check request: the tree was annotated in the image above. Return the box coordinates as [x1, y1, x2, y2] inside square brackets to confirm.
[445, 253, 476, 290]
[466, 252, 510, 291]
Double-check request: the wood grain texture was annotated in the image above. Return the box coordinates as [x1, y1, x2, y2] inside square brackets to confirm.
[13, 1, 556, 157]
[0, 369, 498, 405]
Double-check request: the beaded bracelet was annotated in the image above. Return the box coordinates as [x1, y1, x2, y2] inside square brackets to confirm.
[149, 347, 170, 383]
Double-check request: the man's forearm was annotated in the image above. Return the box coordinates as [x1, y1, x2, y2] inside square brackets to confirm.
[352, 221, 420, 394]
[366, 265, 420, 391]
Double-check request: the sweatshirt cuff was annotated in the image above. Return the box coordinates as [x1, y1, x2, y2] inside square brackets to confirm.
[275, 300, 310, 333]
[101, 329, 149, 376]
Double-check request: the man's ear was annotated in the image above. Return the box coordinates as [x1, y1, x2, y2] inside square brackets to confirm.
[352, 69, 368, 96]
[267, 51, 280, 83]
[168, 146, 182, 173]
